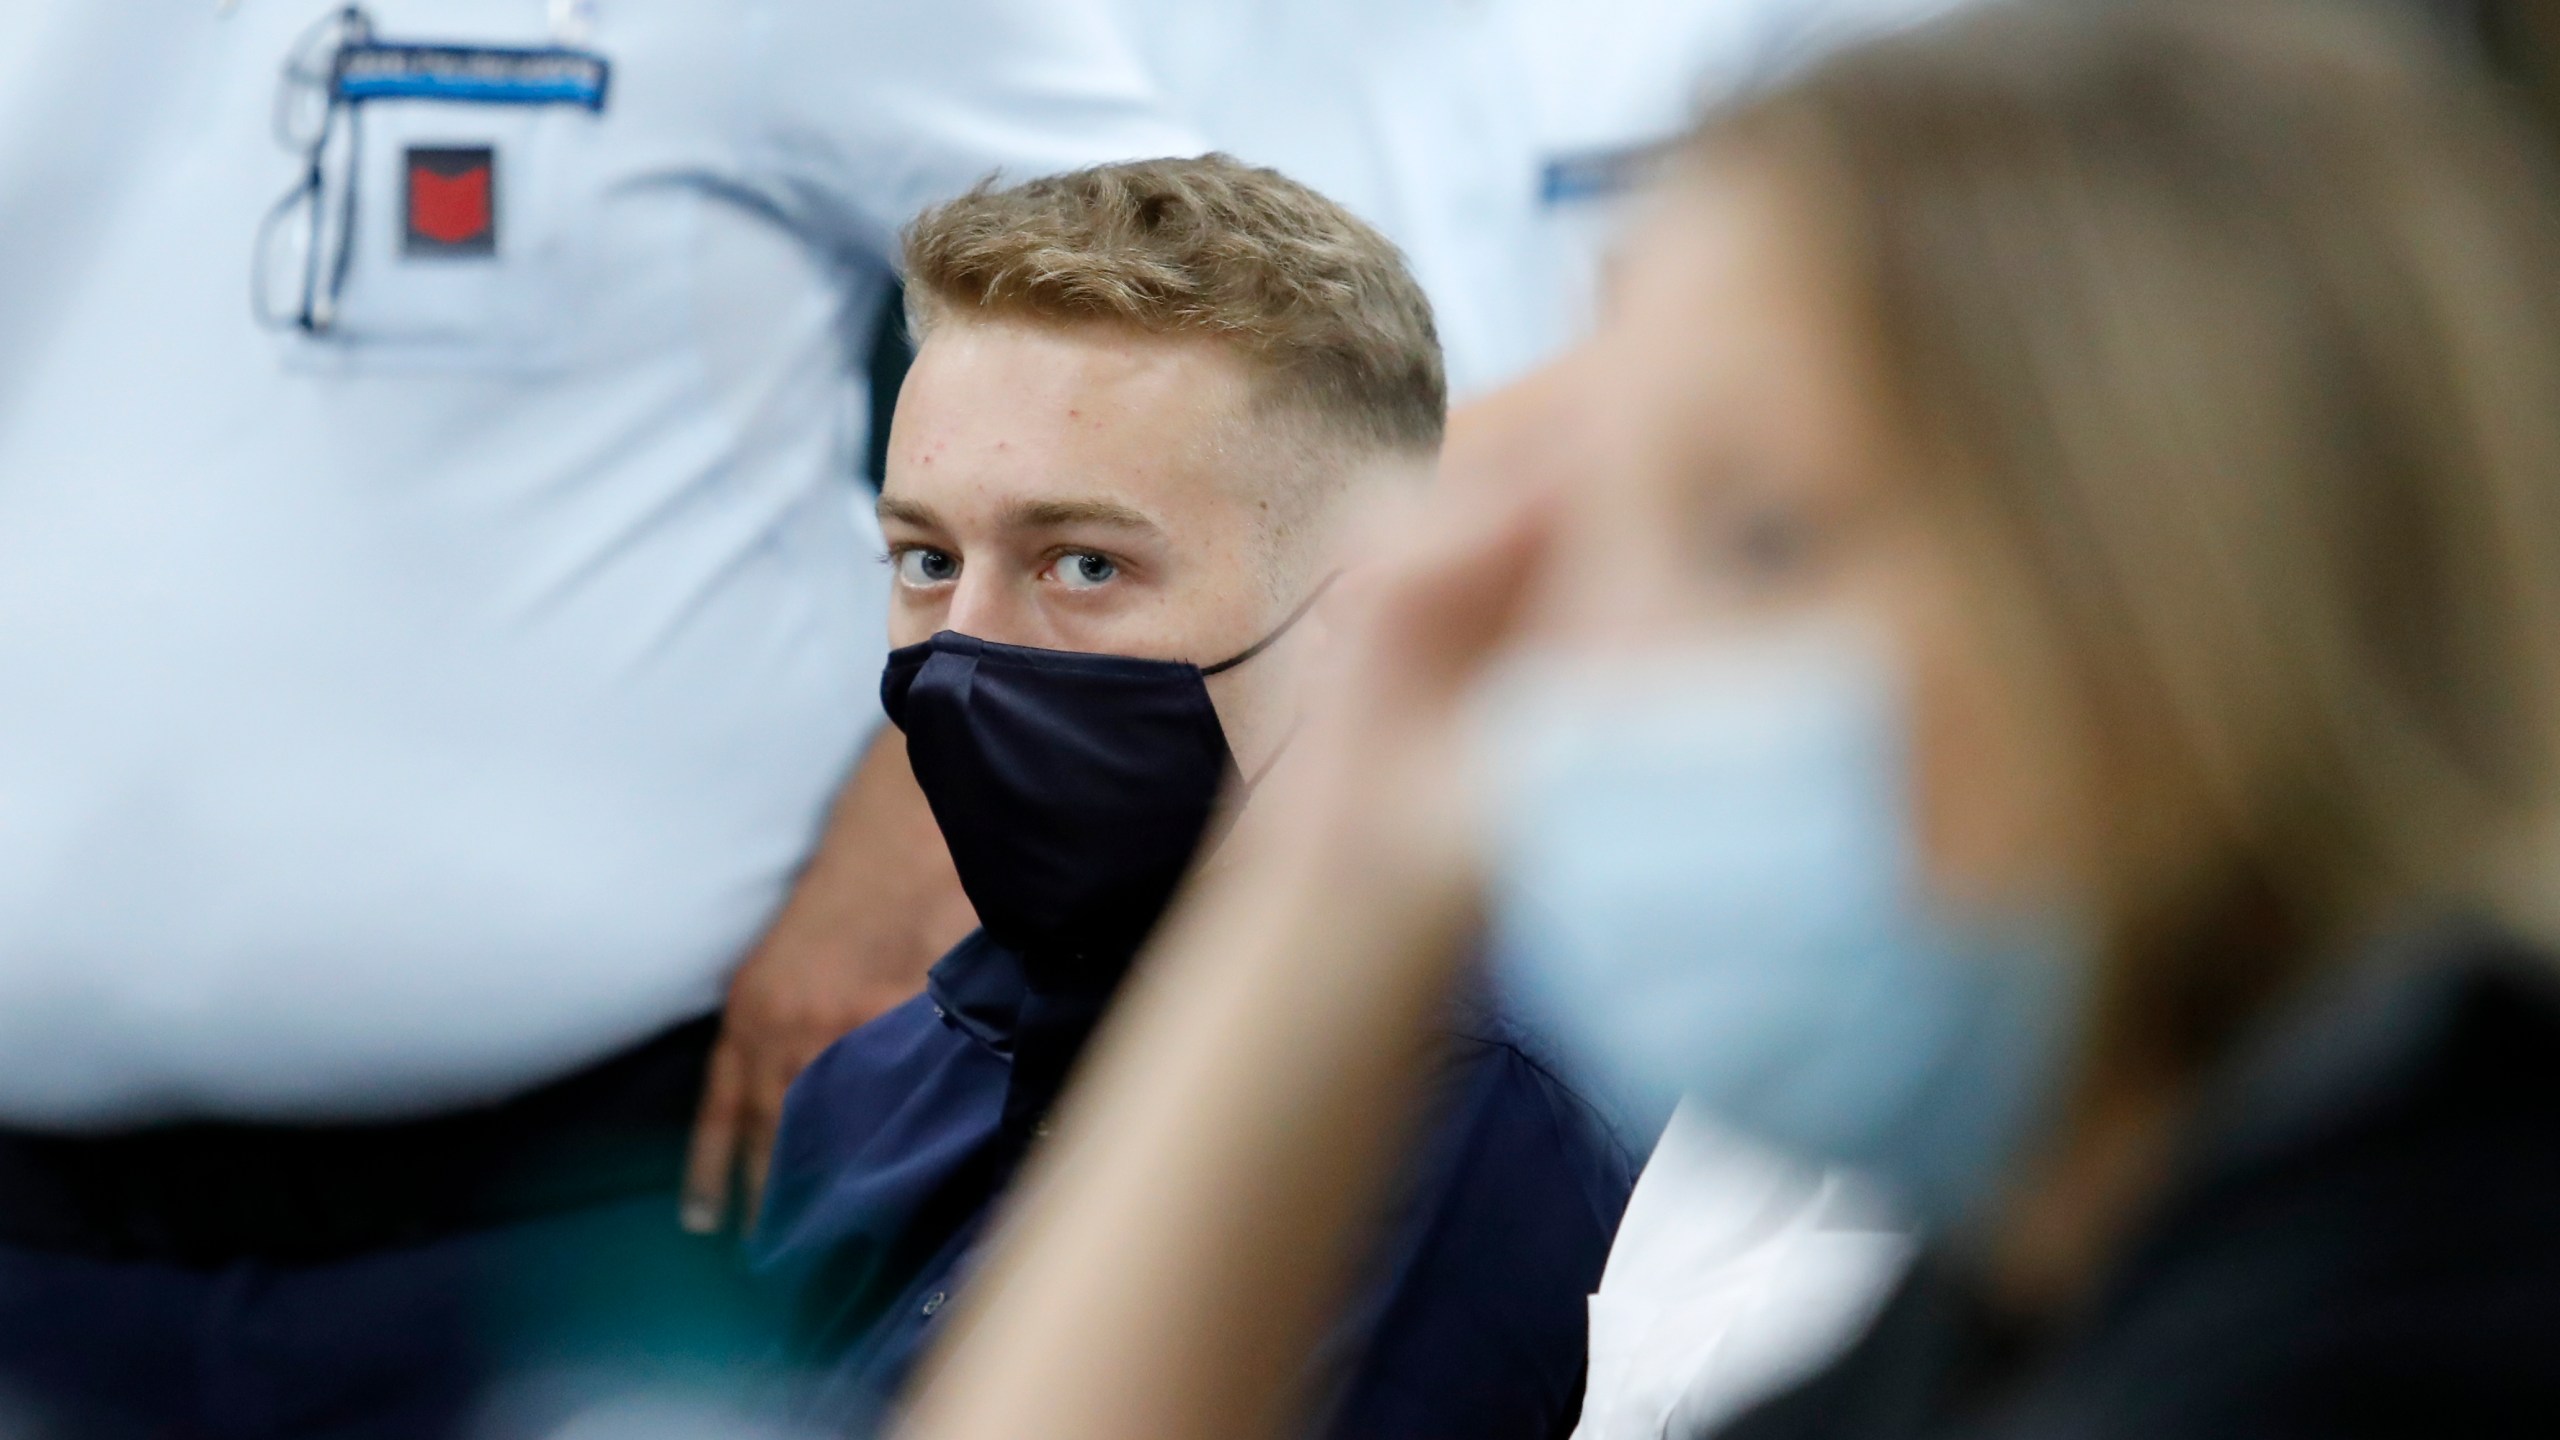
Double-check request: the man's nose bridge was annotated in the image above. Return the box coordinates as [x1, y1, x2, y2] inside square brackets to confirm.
[941, 571, 1014, 641]
[940, 565, 1068, 650]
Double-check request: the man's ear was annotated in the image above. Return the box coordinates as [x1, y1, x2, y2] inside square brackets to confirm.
[1295, 571, 1349, 672]
[1278, 446, 1436, 676]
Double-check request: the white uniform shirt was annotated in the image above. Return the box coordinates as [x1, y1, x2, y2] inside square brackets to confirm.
[1572, 1106, 1912, 1440]
[0, 0, 1201, 1127]
[1118, 0, 1968, 398]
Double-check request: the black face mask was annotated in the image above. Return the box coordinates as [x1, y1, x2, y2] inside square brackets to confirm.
[881, 589, 1326, 974]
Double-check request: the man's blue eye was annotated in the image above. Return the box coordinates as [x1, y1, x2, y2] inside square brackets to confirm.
[1058, 553, 1118, 590]
[897, 549, 959, 585]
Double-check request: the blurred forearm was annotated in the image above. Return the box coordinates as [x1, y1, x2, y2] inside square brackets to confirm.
[684, 725, 978, 1232]
[780, 726, 979, 992]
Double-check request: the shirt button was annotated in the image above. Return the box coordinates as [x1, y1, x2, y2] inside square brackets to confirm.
[921, 1290, 947, 1318]
[931, 1003, 946, 1020]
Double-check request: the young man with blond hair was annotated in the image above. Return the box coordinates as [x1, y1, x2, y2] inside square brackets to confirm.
[751, 155, 1634, 1437]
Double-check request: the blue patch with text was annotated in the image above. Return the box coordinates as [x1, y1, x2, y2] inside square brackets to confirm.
[334, 41, 609, 110]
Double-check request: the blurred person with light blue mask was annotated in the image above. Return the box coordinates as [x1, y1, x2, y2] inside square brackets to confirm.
[892, 7, 2560, 1440]
[1481, 632, 2084, 1231]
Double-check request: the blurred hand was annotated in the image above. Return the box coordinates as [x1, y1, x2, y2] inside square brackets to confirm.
[1265, 483, 1559, 923]
[1440, 355, 1595, 497]
[682, 729, 977, 1235]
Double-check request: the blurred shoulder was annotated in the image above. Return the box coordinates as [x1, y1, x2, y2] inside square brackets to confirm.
[1428, 986, 1648, 1196]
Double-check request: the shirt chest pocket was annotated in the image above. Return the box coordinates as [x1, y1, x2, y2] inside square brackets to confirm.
[280, 91, 605, 374]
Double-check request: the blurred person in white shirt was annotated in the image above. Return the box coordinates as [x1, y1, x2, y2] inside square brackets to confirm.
[1115, 0, 1964, 398]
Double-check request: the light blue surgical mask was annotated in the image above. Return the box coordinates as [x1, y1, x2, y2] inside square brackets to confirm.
[1476, 637, 2086, 1226]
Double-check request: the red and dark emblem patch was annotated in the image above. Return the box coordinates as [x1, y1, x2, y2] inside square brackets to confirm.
[404, 145, 496, 256]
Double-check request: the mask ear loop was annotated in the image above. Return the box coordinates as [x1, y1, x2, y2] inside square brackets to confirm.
[1202, 572, 1342, 797]
[1199, 572, 1341, 677]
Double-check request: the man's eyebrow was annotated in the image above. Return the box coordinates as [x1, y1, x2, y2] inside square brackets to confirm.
[1003, 497, 1163, 535]
[877, 494, 939, 529]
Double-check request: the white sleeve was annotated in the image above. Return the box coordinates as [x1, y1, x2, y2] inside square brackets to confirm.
[745, 0, 1209, 262]
[1571, 1104, 1913, 1440]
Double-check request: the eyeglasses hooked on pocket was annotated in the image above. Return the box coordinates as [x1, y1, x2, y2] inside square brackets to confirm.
[251, 5, 610, 370]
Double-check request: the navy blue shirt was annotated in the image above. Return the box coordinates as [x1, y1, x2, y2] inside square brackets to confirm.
[754, 930, 1637, 1437]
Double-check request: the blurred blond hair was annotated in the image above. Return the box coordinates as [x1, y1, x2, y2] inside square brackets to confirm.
[1712, 0, 2560, 1070]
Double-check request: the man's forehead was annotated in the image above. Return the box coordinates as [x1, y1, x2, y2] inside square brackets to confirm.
[881, 318, 1274, 543]
[918, 314, 1254, 407]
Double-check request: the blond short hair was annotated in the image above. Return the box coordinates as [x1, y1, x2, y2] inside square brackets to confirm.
[901, 154, 1445, 460]
[1713, 2, 2560, 1068]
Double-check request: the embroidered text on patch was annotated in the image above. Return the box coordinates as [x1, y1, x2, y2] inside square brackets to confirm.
[335, 42, 610, 110]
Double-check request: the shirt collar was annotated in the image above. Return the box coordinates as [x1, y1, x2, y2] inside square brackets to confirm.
[925, 928, 1130, 1052]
